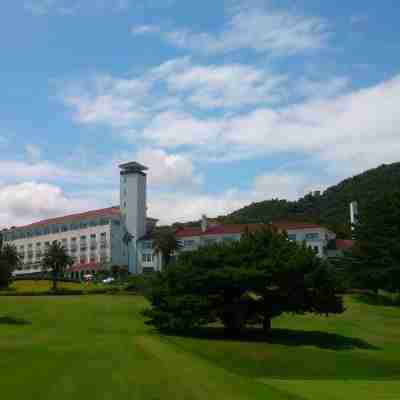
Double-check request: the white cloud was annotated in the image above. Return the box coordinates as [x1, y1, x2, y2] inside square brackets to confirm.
[135, 148, 202, 188]
[0, 182, 100, 228]
[24, 0, 129, 16]
[139, 110, 224, 148]
[296, 77, 350, 99]
[63, 57, 287, 132]
[131, 25, 161, 35]
[132, 6, 329, 56]
[156, 59, 287, 109]
[62, 51, 400, 181]
[63, 75, 151, 127]
[140, 74, 400, 176]
[24, 144, 42, 163]
[147, 170, 323, 225]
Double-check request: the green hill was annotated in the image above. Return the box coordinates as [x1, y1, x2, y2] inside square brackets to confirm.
[222, 162, 400, 238]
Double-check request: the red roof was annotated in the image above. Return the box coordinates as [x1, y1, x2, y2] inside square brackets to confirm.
[176, 224, 265, 238]
[176, 221, 327, 238]
[336, 239, 354, 250]
[67, 262, 105, 273]
[272, 221, 324, 230]
[13, 206, 121, 230]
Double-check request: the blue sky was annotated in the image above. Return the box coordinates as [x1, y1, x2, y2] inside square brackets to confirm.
[1, 0, 399, 226]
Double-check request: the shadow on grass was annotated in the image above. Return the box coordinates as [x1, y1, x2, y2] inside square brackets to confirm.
[167, 327, 380, 351]
[0, 316, 31, 325]
[354, 293, 400, 307]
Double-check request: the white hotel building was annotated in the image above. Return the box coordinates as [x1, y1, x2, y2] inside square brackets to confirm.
[2, 162, 157, 278]
[2, 161, 346, 278]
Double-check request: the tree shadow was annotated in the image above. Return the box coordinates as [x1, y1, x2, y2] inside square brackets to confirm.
[168, 326, 380, 351]
[0, 316, 31, 325]
[355, 293, 400, 307]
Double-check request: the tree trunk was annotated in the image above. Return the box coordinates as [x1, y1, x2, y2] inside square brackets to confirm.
[52, 269, 57, 292]
[263, 316, 271, 335]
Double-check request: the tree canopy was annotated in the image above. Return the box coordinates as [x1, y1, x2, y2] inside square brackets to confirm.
[0, 234, 20, 288]
[152, 227, 181, 268]
[345, 191, 400, 293]
[143, 228, 344, 334]
[43, 242, 73, 291]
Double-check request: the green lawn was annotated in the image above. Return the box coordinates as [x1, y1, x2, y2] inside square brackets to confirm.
[1, 279, 106, 294]
[1, 294, 399, 400]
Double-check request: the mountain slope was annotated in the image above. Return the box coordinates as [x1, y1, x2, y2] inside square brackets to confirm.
[223, 162, 400, 238]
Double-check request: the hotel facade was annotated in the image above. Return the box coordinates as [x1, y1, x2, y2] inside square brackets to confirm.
[2, 162, 156, 278]
[2, 161, 347, 277]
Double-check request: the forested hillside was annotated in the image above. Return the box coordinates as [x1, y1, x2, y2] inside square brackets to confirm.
[220, 162, 400, 238]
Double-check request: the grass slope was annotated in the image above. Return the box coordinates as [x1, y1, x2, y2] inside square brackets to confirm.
[1, 295, 399, 399]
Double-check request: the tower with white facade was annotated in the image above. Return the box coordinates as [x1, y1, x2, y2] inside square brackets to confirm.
[119, 161, 148, 273]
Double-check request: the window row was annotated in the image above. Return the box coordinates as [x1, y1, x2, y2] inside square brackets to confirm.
[4, 219, 119, 241]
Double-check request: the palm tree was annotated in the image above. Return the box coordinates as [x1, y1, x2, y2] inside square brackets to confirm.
[153, 228, 181, 268]
[43, 242, 73, 291]
[0, 234, 20, 288]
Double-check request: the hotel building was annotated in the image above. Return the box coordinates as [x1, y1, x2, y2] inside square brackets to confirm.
[2, 161, 156, 278]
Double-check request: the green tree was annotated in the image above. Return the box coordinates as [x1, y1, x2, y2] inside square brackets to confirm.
[0, 234, 20, 288]
[153, 228, 181, 268]
[143, 228, 344, 335]
[346, 191, 400, 294]
[43, 242, 73, 291]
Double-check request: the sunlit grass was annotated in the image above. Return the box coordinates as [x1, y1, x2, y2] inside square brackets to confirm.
[0, 294, 399, 399]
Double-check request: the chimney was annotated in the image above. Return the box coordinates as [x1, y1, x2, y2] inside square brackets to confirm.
[201, 215, 208, 233]
[350, 201, 359, 229]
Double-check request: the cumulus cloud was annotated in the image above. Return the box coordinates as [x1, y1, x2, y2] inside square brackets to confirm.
[0, 182, 100, 228]
[132, 5, 329, 56]
[63, 75, 152, 127]
[135, 148, 202, 188]
[153, 58, 287, 109]
[63, 58, 287, 129]
[63, 55, 400, 178]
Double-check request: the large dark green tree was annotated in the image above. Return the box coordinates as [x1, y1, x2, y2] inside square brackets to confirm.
[0, 234, 20, 288]
[143, 228, 344, 335]
[346, 191, 400, 294]
[43, 242, 73, 291]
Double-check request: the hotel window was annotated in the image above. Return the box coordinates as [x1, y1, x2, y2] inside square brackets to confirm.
[183, 240, 195, 247]
[287, 234, 297, 241]
[142, 254, 153, 263]
[305, 233, 320, 241]
[143, 241, 153, 249]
